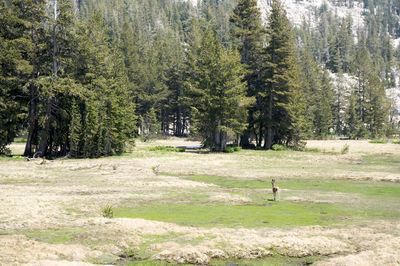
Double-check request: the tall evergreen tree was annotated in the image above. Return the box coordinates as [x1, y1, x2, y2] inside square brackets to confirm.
[230, 0, 265, 147]
[262, 0, 305, 149]
[351, 48, 389, 138]
[0, 0, 33, 154]
[190, 28, 251, 151]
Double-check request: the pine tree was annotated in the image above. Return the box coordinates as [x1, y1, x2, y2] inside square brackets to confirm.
[262, 0, 304, 148]
[346, 92, 363, 139]
[230, 0, 265, 147]
[299, 48, 334, 138]
[69, 100, 82, 157]
[351, 48, 389, 138]
[0, 0, 31, 154]
[190, 28, 251, 151]
[1, 0, 48, 156]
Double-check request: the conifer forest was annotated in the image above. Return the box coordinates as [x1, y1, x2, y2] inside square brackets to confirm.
[2, 1, 400, 265]
[1, 0, 400, 157]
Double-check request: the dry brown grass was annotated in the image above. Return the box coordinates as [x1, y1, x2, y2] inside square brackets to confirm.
[0, 138, 399, 264]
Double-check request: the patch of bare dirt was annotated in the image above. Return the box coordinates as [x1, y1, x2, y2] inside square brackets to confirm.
[209, 192, 252, 204]
[0, 235, 101, 265]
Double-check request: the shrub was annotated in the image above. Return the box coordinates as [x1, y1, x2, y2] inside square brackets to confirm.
[233, 146, 242, 152]
[224, 147, 235, 153]
[149, 146, 185, 152]
[13, 137, 27, 143]
[369, 139, 388, 144]
[304, 147, 321, 153]
[224, 145, 242, 153]
[102, 205, 113, 218]
[290, 141, 307, 151]
[246, 143, 256, 149]
[341, 144, 350, 154]
[271, 144, 287, 151]
[392, 140, 400, 144]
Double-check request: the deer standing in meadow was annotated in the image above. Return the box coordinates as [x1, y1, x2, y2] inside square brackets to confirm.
[271, 179, 279, 201]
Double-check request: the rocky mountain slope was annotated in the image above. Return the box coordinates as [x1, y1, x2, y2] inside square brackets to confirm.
[259, 0, 365, 31]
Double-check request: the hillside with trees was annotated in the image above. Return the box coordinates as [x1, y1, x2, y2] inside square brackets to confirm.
[1, 0, 400, 156]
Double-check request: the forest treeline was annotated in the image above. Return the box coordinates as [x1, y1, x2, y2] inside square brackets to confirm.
[0, 0, 398, 156]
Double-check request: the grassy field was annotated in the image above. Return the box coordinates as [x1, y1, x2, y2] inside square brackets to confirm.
[0, 138, 400, 265]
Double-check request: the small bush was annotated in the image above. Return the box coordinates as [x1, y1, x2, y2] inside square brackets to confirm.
[246, 143, 256, 149]
[304, 147, 321, 153]
[234, 146, 242, 152]
[224, 147, 235, 153]
[13, 137, 27, 143]
[271, 144, 287, 151]
[341, 144, 350, 154]
[290, 141, 307, 151]
[224, 145, 242, 153]
[149, 146, 185, 152]
[102, 205, 113, 218]
[369, 139, 388, 144]
[392, 140, 400, 144]
[152, 165, 160, 175]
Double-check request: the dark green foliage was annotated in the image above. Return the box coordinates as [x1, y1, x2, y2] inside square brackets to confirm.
[190, 28, 251, 151]
[271, 144, 287, 151]
[1, 0, 396, 155]
[224, 145, 242, 153]
[299, 49, 334, 139]
[1, 1, 136, 157]
[350, 48, 389, 138]
[262, 0, 305, 149]
[230, 0, 265, 148]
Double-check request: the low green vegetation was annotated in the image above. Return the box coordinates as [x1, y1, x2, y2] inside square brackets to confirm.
[0, 155, 25, 161]
[224, 145, 242, 153]
[148, 146, 186, 152]
[369, 139, 388, 144]
[114, 197, 399, 229]
[271, 144, 287, 151]
[392, 140, 400, 144]
[180, 174, 400, 199]
[112, 172, 400, 230]
[115, 202, 362, 228]
[341, 144, 349, 154]
[13, 138, 27, 143]
[102, 205, 114, 218]
[25, 228, 85, 244]
[0, 178, 32, 184]
[362, 154, 400, 167]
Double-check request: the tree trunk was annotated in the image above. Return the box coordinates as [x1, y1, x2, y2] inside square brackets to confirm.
[240, 130, 250, 147]
[38, 99, 52, 156]
[215, 120, 221, 151]
[257, 119, 263, 147]
[176, 107, 182, 136]
[220, 131, 227, 151]
[265, 94, 273, 149]
[24, 83, 38, 157]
